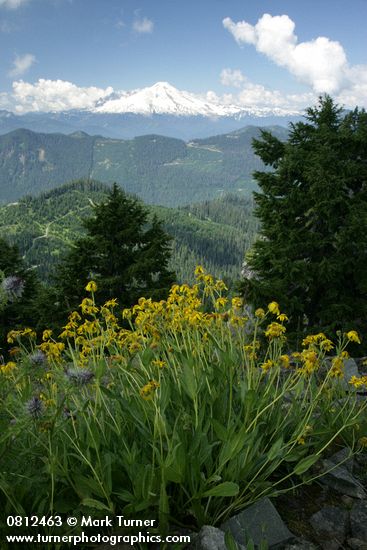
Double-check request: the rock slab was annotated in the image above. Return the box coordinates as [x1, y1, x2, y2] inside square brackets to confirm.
[221, 498, 294, 549]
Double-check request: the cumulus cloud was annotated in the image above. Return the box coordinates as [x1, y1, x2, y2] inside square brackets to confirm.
[223, 13, 350, 94]
[0, 0, 29, 8]
[8, 53, 36, 77]
[12, 79, 114, 113]
[133, 16, 154, 34]
[220, 68, 247, 88]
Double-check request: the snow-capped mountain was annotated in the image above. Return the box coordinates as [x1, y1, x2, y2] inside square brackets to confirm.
[0, 82, 302, 140]
[94, 81, 241, 117]
[93, 81, 298, 118]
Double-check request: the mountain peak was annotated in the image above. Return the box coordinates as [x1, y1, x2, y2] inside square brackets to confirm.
[94, 81, 242, 117]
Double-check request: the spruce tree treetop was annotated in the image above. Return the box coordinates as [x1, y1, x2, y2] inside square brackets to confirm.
[241, 96, 367, 342]
[56, 184, 176, 312]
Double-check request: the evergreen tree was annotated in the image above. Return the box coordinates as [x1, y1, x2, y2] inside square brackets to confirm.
[55, 184, 176, 312]
[241, 96, 367, 342]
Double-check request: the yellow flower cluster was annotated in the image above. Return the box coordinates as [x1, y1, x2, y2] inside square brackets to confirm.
[0, 361, 17, 376]
[349, 375, 367, 389]
[7, 328, 36, 343]
[140, 379, 160, 400]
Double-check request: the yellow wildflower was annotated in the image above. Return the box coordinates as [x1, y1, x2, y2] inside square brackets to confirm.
[0, 361, 17, 375]
[330, 356, 344, 378]
[85, 280, 97, 292]
[194, 265, 205, 277]
[358, 437, 367, 448]
[349, 375, 367, 389]
[232, 297, 243, 310]
[279, 354, 291, 368]
[140, 379, 160, 400]
[42, 329, 53, 341]
[268, 301, 280, 316]
[320, 338, 334, 351]
[255, 308, 265, 318]
[265, 322, 286, 339]
[214, 297, 228, 309]
[104, 298, 118, 308]
[152, 359, 166, 369]
[346, 330, 361, 344]
[7, 330, 21, 344]
[80, 298, 98, 315]
[214, 279, 228, 292]
[277, 313, 289, 322]
[261, 359, 274, 373]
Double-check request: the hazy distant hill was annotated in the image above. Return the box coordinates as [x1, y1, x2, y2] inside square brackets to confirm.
[0, 125, 288, 206]
[0, 180, 258, 284]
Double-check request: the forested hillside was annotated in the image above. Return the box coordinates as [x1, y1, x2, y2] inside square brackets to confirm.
[0, 180, 258, 285]
[0, 125, 287, 206]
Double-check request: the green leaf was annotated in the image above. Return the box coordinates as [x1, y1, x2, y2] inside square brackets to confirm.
[202, 481, 239, 498]
[81, 498, 112, 511]
[267, 436, 284, 461]
[181, 361, 197, 401]
[293, 454, 319, 475]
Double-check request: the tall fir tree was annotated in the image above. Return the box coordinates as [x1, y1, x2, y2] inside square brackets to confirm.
[241, 96, 367, 343]
[55, 184, 176, 313]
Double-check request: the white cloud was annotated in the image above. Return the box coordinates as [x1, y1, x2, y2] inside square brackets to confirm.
[223, 13, 349, 94]
[12, 79, 114, 113]
[133, 16, 154, 34]
[220, 68, 246, 88]
[0, 0, 29, 8]
[8, 53, 36, 77]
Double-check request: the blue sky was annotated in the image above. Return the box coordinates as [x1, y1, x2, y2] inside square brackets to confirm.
[0, 0, 366, 112]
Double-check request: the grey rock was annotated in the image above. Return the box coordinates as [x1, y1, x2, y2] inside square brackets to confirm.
[221, 498, 295, 549]
[190, 525, 246, 550]
[282, 538, 318, 549]
[350, 500, 367, 541]
[347, 538, 367, 550]
[320, 460, 366, 498]
[310, 506, 349, 549]
[328, 447, 354, 473]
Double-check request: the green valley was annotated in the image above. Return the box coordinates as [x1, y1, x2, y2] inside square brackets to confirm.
[0, 179, 258, 285]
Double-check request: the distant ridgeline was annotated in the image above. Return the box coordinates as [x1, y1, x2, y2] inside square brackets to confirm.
[0, 180, 258, 285]
[0, 126, 288, 207]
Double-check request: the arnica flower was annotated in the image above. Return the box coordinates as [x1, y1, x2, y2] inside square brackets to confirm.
[255, 308, 265, 318]
[65, 368, 94, 385]
[261, 359, 274, 373]
[152, 359, 166, 369]
[231, 297, 243, 310]
[1, 275, 25, 301]
[140, 379, 160, 400]
[346, 330, 361, 344]
[268, 301, 280, 316]
[42, 329, 53, 341]
[26, 396, 44, 419]
[265, 322, 286, 339]
[29, 350, 47, 367]
[85, 280, 97, 293]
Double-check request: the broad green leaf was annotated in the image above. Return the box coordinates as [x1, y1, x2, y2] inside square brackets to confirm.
[202, 481, 239, 498]
[267, 437, 284, 461]
[181, 362, 197, 401]
[293, 454, 319, 475]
